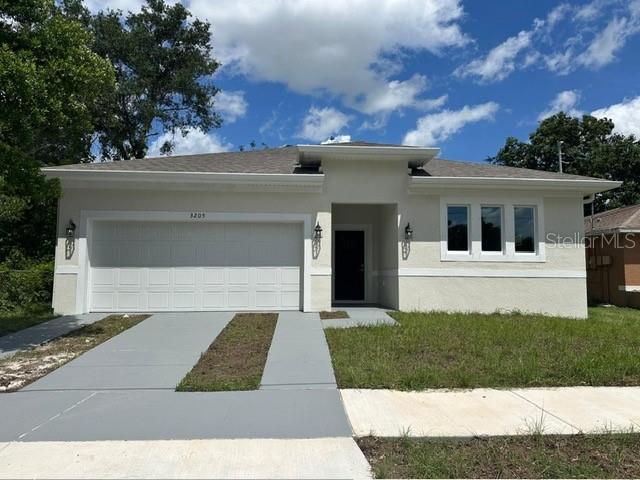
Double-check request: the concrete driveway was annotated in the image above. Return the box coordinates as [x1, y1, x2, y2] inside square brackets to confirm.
[0, 311, 364, 478]
[0, 311, 353, 442]
[23, 312, 233, 391]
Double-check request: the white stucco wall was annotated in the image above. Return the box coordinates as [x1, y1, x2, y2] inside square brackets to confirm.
[52, 156, 589, 317]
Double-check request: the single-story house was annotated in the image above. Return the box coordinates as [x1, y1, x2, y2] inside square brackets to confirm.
[43, 141, 619, 318]
[585, 203, 640, 308]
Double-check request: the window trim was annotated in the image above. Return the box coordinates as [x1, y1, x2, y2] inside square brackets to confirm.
[440, 197, 545, 262]
[446, 204, 471, 255]
[480, 204, 505, 254]
[513, 205, 538, 256]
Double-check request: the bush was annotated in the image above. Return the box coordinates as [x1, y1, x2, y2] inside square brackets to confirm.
[0, 259, 54, 311]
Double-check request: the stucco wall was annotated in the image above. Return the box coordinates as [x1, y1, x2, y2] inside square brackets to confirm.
[52, 156, 590, 317]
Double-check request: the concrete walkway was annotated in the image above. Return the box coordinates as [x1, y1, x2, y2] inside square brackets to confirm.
[261, 312, 337, 390]
[342, 387, 640, 437]
[322, 307, 398, 329]
[0, 313, 105, 359]
[0, 438, 372, 479]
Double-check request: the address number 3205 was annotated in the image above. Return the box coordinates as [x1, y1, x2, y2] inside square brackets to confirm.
[189, 212, 206, 219]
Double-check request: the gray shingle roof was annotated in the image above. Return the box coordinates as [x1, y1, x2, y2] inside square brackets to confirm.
[585, 204, 640, 234]
[418, 158, 600, 181]
[45, 147, 305, 175]
[44, 145, 604, 181]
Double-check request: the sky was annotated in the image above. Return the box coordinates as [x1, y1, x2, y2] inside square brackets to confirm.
[88, 0, 640, 162]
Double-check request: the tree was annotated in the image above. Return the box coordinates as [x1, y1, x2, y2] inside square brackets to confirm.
[0, 0, 115, 260]
[78, 0, 221, 160]
[490, 113, 640, 212]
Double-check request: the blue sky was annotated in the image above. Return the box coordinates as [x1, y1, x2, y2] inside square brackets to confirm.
[89, 0, 640, 162]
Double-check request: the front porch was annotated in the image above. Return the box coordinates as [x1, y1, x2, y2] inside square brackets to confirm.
[331, 203, 399, 309]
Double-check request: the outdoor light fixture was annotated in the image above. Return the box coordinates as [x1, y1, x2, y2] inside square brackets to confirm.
[66, 219, 76, 239]
[314, 222, 323, 240]
[405, 223, 413, 241]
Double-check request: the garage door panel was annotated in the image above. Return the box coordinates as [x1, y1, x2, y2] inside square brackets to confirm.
[203, 268, 225, 285]
[228, 268, 250, 285]
[148, 270, 170, 287]
[147, 291, 170, 310]
[90, 221, 302, 312]
[118, 270, 142, 287]
[228, 290, 250, 308]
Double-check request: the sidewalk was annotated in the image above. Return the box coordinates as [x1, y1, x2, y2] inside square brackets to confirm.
[341, 386, 640, 437]
[0, 313, 106, 359]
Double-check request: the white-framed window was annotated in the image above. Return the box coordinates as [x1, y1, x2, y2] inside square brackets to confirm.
[440, 197, 545, 262]
[514, 205, 537, 254]
[480, 205, 503, 253]
[446, 205, 470, 253]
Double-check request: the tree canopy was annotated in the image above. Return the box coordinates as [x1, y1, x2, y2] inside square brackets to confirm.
[0, 0, 115, 260]
[489, 113, 640, 213]
[0, 0, 221, 262]
[69, 0, 221, 160]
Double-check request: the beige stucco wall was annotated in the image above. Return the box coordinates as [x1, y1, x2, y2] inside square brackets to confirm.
[52, 156, 589, 317]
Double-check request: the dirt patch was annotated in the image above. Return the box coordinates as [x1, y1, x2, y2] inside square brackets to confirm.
[176, 312, 278, 392]
[319, 311, 350, 320]
[0, 314, 149, 392]
[358, 434, 640, 479]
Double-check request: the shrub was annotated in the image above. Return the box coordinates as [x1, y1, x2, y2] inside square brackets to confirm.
[0, 259, 54, 311]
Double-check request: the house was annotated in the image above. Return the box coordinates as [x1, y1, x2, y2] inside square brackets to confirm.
[43, 142, 619, 318]
[585, 204, 640, 308]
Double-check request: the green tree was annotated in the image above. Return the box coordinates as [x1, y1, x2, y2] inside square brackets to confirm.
[0, 0, 115, 260]
[78, 0, 221, 160]
[490, 113, 640, 212]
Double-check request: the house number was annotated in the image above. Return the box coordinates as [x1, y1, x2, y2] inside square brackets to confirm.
[189, 212, 206, 219]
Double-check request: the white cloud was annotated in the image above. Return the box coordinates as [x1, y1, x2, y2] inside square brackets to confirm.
[321, 135, 352, 144]
[147, 128, 232, 157]
[298, 107, 352, 142]
[214, 90, 248, 123]
[592, 96, 640, 137]
[188, 0, 468, 114]
[578, 16, 639, 68]
[403, 102, 499, 146]
[538, 90, 583, 120]
[457, 0, 640, 82]
[455, 30, 532, 83]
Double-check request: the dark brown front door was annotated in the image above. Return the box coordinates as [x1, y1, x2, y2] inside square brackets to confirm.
[334, 230, 365, 301]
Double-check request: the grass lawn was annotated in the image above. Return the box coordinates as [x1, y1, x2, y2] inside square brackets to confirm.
[325, 307, 640, 389]
[319, 310, 349, 320]
[0, 304, 57, 337]
[176, 313, 278, 392]
[0, 314, 149, 392]
[358, 434, 640, 479]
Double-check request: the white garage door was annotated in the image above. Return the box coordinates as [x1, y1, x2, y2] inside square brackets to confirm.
[89, 221, 302, 312]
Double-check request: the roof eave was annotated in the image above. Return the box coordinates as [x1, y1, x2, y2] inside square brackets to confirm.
[409, 176, 622, 194]
[297, 144, 440, 168]
[42, 168, 325, 193]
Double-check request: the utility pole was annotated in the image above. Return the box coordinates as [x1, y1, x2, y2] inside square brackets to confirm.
[558, 140, 564, 173]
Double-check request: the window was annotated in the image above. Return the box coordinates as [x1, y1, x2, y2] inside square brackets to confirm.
[515, 206, 536, 253]
[481, 206, 502, 252]
[447, 205, 469, 252]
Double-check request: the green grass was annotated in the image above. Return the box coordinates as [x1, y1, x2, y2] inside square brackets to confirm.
[358, 434, 640, 479]
[176, 313, 278, 392]
[0, 304, 57, 337]
[325, 307, 640, 389]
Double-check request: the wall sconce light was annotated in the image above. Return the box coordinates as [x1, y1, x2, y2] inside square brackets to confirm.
[404, 222, 413, 241]
[314, 222, 323, 240]
[66, 220, 76, 239]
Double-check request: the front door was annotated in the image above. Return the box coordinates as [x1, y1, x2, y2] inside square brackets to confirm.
[334, 230, 365, 302]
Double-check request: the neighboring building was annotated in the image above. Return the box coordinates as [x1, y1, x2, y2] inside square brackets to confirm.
[43, 142, 619, 318]
[585, 204, 640, 308]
